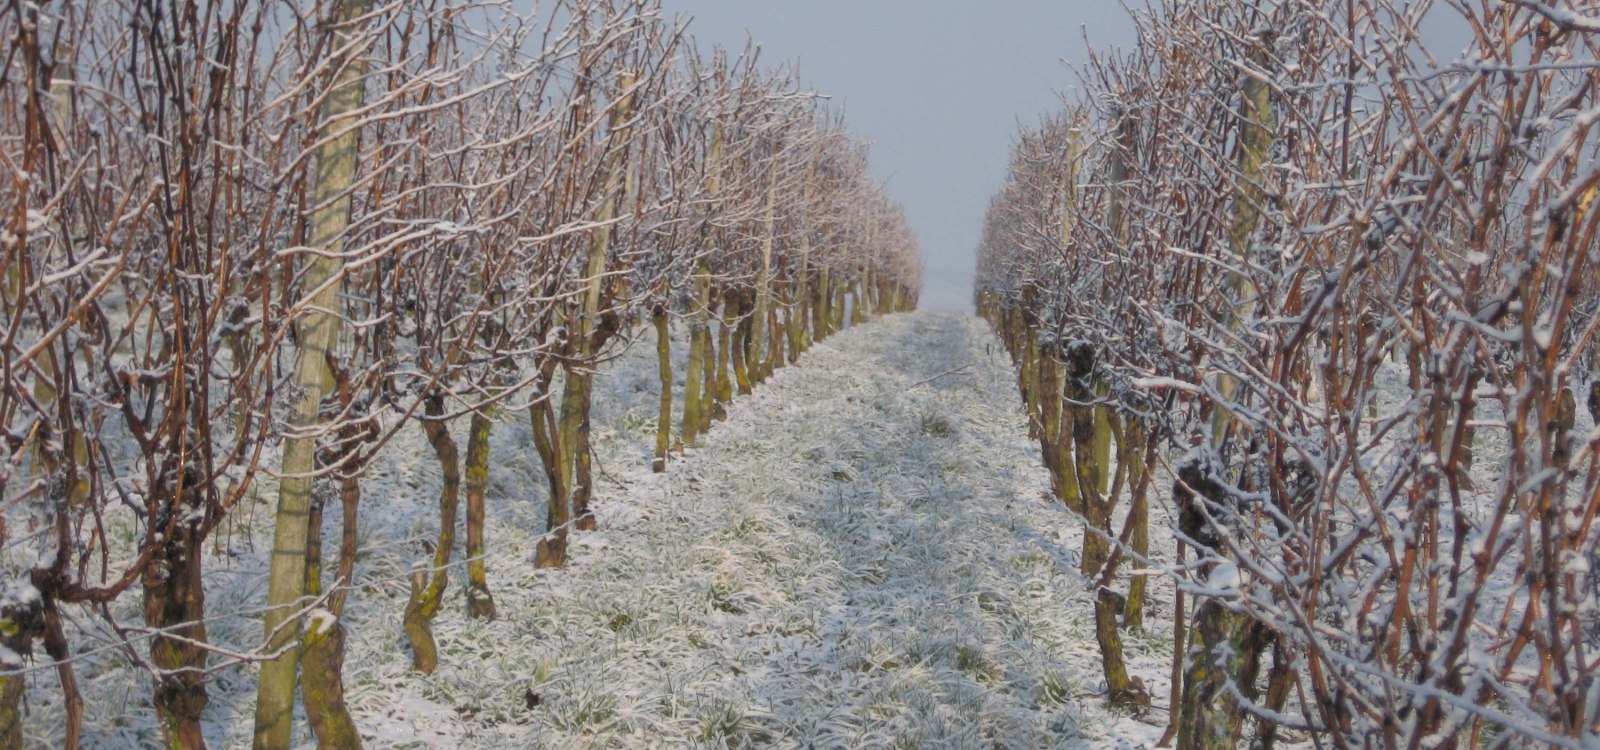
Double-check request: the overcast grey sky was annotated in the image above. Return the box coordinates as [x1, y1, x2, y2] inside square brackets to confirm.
[652, 1, 1136, 312]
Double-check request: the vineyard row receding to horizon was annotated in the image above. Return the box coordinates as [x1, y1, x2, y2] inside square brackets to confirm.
[975, 1, 1600, 748]
[0, 1, 919, 748]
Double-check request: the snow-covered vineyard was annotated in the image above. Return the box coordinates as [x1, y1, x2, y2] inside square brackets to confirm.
[974, 1, 1600, 749]
[14, 313, 1184, 748]
[6, 0, 1600, 749]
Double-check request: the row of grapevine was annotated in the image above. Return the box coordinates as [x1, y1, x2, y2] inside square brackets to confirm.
[977, 1, 1598, 748]
[0, 1, 919, 747]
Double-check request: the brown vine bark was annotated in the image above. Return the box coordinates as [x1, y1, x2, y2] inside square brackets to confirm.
[142, 492, 210, 750]
[652, 303, 673, 472]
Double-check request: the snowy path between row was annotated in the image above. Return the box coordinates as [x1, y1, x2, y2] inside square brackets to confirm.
[335, 311, 1168, 749]
[31, 312, 1176, 749]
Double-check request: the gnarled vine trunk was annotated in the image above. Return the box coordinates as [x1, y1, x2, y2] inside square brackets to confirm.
[142, 497, 210, 750]
[301, 471, 360, 749]
[404, 395, 461, 674]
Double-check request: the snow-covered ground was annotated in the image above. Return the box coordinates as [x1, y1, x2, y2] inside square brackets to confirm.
[23, 311, 1195, 748]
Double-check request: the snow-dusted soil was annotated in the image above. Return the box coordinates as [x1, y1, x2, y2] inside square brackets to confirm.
[325, 311, 1186, 749]
[24, 312, 1189, 748]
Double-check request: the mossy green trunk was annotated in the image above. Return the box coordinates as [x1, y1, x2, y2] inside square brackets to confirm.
[1038, 345, 1062, 493]
[301, 619, 360, 750]
[1048, 338, 1082, 513]
[1066, 344, 1108, 577]
[1177, 602, 1268, 750]
[813, 268, 831, 341]
[464, 409, 496, 618]
[301, 488, 360, 749]
[552, 312, 588, 544]
[682, 265, 710, 447]
[730, 294, 752, 396]
[567, 72, 635, 533]
[1, 563, 42, 747]
[1093, 387, 1112, 495]
[1178, 34, 1275, 749]
[0, 671, 20, 750]
[1094, 587, 1146, 708]
[681, 321, 704, 448]
[706, 300, 725, 426]
[556, 348, 586, 535]
[405, 396, 460, 673]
